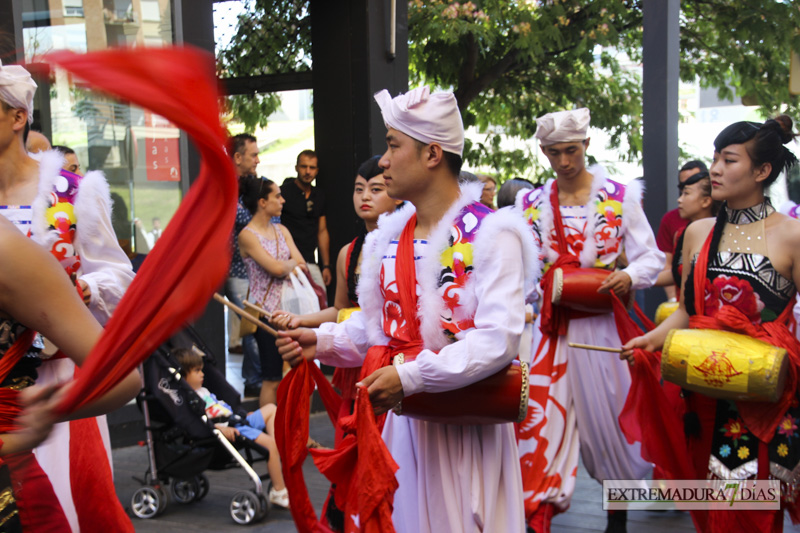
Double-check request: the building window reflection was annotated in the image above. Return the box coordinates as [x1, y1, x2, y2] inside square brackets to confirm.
[21, 0, 178, 262]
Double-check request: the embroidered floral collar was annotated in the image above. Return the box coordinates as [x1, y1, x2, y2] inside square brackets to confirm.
[725, 198, 775, 225]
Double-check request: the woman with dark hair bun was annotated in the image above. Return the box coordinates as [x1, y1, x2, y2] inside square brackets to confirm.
[624, 116, 800, 531]
[238, 176, 306, 406]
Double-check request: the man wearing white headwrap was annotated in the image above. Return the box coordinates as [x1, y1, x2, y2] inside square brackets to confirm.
[278, 86, 539, 532]
[515, 109, 664, 533]
[0, 60, 37, 122]
[0, 61, 135, 532]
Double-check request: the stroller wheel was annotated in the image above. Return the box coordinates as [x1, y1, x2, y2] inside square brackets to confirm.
[257, 493, 270, 521]
[230, 490, 261, 525]
[171, 478, 200, 504]
[131, 486, 164, 519]
[157, 486, 168, 513]
[195, 474, 210, 501]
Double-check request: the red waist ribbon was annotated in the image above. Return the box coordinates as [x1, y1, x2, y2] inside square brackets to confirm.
[276, 215, 425, 532]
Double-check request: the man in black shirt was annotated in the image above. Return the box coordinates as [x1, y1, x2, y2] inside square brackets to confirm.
[280, 150, 331, 292]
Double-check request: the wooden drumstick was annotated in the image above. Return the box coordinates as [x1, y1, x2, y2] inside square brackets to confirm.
[568, 342, 623, 353]
[242, 299, 273, 321]
[213, 293, 278, 337]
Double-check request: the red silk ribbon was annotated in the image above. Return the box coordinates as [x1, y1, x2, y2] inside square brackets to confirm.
[39, 47, 237, 417]
[277, 214, 432, 532]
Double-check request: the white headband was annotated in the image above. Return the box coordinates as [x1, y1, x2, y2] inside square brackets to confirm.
[374, 86, 464, 157]
[535, 108, 590, 146]
[0, 61, 37, 124]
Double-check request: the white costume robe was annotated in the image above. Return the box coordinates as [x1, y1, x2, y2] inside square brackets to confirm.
[515, 167, 664, 518]
[28, 150, 135, 532]
[315, 182, 538, 533]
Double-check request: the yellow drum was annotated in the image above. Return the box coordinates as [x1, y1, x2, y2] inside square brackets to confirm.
[662, 329, 788, 402]
[655, 301, 679, 325]
[336, 307, 360, 323]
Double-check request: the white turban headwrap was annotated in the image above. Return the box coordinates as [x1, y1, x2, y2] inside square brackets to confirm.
[374, 86, 464, 156]
[535, 108, 590, 146]
[0, 60, 37, 124]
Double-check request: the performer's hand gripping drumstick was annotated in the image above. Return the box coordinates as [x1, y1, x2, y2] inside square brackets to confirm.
[619, 334, 663, 366]
[242, 300, 297, 331]
[242, 299, 273, 321]
[212, 293, 278, 337]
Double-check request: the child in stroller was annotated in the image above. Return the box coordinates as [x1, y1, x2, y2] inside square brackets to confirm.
[173, 348, 289, 509]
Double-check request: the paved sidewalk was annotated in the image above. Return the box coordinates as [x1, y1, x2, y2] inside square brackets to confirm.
[113, 409, 700, 532]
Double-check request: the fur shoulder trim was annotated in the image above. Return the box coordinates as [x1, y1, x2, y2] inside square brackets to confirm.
[621, 176, 643, 208]
[356, 202, 416, 346]
[534, 179, 558, 264]
[473, 207, 541, 303]
[73, 170, 113, 239]
[355, 180, 486, 349]
[30, 150, 66, 247]
[514, 184, 542, 212]
[416, 181, 484, 350]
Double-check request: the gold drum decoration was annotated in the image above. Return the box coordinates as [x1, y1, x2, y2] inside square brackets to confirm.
[662, 329, 788, 402]
[336, 307, 360, 323]
[655, 301, 680, 326]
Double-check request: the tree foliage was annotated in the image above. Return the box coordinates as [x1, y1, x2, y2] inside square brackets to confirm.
[409, 0, 800, 182]
[217, 0, 800, 180]
[216, 0, 312, 130]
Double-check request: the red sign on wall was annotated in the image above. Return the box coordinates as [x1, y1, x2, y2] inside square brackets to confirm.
[144, 112, 180, 181]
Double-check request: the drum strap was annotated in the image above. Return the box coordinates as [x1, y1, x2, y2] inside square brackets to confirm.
[539, 183, 582, 337]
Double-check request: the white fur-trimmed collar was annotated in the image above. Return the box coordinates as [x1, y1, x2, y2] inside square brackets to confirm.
[29, 149, 66, 248]
[416, 180, 483, 350]
[474, 206, 541, 304]
[73, 170, 113, 238]
[28, 150, 114, 246]
[356, 181, 485, 348]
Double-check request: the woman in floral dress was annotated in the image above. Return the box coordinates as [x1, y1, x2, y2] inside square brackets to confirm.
[624, 116, 800, 531]
[239, 176, 306, 406]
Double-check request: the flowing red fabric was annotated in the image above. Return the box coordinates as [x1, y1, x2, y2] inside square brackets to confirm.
[613, 295, 710, 532]
[277, 349, 402, 533]
[37, 47, 237, 417]
[275, 359, 339, 533]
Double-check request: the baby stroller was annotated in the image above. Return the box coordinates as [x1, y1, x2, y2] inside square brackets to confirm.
[130, 326, 272, 525]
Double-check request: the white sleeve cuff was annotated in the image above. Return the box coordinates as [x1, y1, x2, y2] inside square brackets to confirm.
[622, 266, 639, 290]
[396, 358, 425, 396]
[314, 323, 337, 361]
